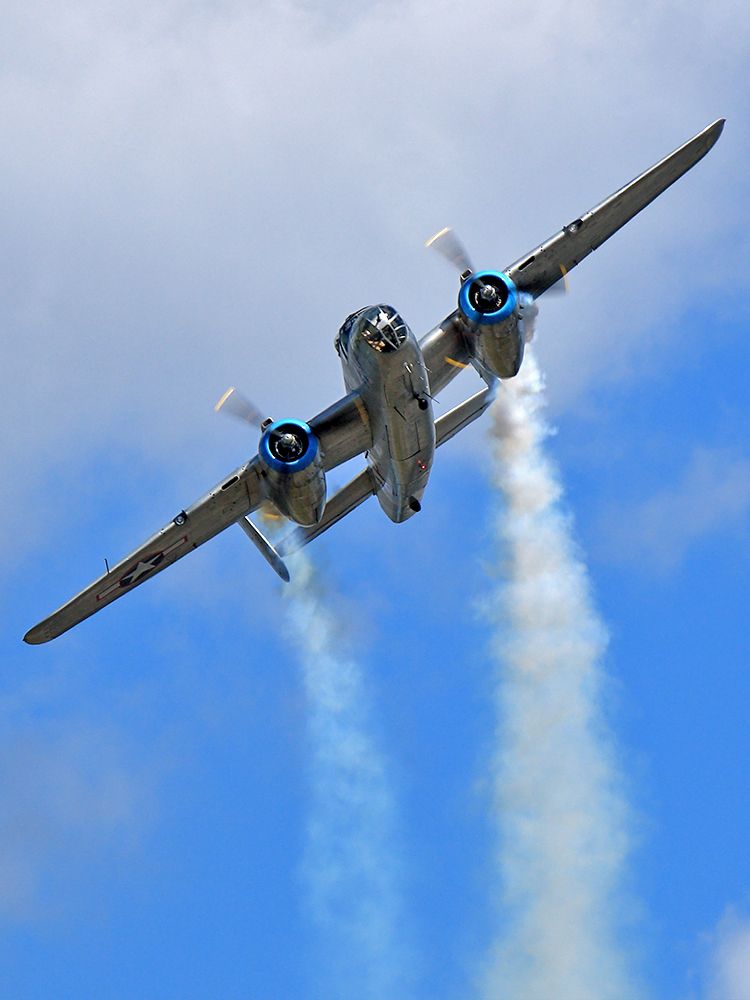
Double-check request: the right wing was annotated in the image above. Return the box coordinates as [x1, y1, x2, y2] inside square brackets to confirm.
[25, 387, 374, 643]
[505, 118, 725, 299]
[24, 458, 266, 644]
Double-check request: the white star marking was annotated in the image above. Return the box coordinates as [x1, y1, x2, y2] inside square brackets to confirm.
[128, 560, 156, 582]
[121, 555, 162, 586]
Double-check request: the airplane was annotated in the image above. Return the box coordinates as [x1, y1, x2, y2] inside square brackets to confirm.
[24, 118, 725, 644]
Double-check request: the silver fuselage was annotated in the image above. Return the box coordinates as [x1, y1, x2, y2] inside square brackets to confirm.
[336, 306, 436, 522]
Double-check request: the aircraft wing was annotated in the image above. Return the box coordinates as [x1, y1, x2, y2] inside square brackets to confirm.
[24, 458, 266, 644]
[24, 387, 373, 643]
[505, 118, 725, 299]
[309, 390, 372, 471]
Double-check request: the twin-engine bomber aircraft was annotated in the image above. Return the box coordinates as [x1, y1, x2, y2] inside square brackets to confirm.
[24, 119, 725, 644]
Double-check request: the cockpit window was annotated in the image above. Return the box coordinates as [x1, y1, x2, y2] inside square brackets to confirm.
[336, 309, 362, 358]
[359, 306, 408, 353]
[336, 313, 359, 357]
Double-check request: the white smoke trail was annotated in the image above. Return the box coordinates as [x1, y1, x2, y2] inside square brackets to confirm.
[283, 553, 409, 999]
[482, 347, 636, 999]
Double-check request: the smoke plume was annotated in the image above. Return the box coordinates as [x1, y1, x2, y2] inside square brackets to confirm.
[482, 347, 636, 999]
[283, 553, 409, 999]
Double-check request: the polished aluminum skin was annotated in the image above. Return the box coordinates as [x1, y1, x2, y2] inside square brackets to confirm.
[24, 119, 725, 643]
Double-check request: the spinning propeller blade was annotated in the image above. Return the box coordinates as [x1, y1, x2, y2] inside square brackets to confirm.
[425, 226, 474, 277]
[214, 386, 265, 427]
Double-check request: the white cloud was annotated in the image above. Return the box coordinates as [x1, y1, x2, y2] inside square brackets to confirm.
[2, 0, 744, 422]
[706, 908, 750, 1000]
[0, 713, 157, 921]
[595, 447, 750, 572]
[2, 0, 747, 589]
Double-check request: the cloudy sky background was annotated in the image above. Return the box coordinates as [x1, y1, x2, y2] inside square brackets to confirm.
[2, 1, 749, 997]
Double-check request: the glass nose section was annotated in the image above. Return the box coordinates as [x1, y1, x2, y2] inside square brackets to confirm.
[360, 306, 409, 353]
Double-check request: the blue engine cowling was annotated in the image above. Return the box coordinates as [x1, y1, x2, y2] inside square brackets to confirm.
[258, 419, 326, 526]
[457, 270, 530, 380]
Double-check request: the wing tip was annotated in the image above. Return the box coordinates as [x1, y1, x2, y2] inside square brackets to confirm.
[682, 118, 726, 165]
[23, 624, 50, 645]
[24, 613, 66, 644]
[709, 116, 726, 135]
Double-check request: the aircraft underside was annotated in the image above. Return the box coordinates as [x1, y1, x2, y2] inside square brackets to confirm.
[23, 118, 725, 643]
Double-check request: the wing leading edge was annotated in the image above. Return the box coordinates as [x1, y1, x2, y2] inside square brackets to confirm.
[505, 118, 725, 299]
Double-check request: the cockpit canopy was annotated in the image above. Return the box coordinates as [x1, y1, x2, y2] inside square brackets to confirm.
[336, 305, 410, 357]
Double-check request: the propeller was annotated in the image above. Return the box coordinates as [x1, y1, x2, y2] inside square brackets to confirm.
[214, 386, 266, 427]
[214, 387, 284, 523]
[425, 227, 474, 278]
[425, 225, 569, 297]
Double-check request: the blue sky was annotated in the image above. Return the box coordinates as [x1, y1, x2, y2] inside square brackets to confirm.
[2, 2, 749, 997]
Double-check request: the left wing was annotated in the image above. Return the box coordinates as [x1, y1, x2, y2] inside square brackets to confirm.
[419, 312, 470, 396]
[24, 459, 265, 644]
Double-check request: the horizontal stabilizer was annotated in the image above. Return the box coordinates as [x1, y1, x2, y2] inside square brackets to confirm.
[435, 382, 497, 448]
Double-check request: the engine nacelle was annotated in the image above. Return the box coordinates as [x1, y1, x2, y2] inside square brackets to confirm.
[457, 270, 526, 380]
[258, 419, 326, 527]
